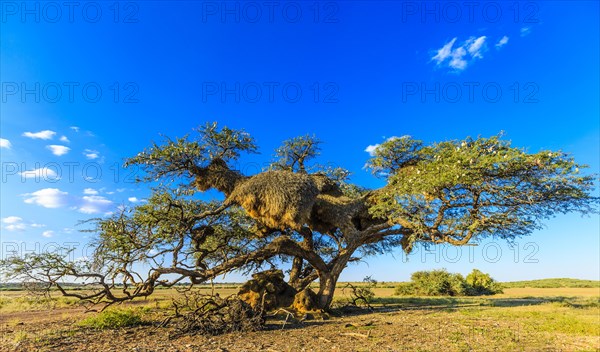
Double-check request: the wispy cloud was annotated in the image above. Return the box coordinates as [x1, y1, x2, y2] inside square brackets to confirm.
[47, 145, 70, 156]
[449, 46, 468, 70]
[2, 216, 45, 231]
[128, 197, 140, 203]
[520, 27, 531, 37]
[42, 230, 55, 238]
[431, 35, 492, 72]
[365, 136, 403, 156]
[60, 136, 70, 143]
[23, 188, 69, 208]
[79, 195, 113, 214]
[23, 130, 56, 140]
[83, 188, 99, 195]
[3, 216, 23, 224]
[467, 36, 486, 58]
[496, 36, 509, 48]
[431, 38, 457, 64]
[2, 216, 26, 231]
[0, 138, 11, 149]
[83, 149, 100, 160]
[20, 167, 60, 180]
[23, 188, 114, 215]
[70, 126, 80, 132]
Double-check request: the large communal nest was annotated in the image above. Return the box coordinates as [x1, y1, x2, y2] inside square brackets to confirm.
[193, 158, 385, 234]
[227, 171, 383, 234]
[228, 171, 319, 231]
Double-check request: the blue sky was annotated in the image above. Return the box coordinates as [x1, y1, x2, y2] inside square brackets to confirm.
[1, 1, 598, 282]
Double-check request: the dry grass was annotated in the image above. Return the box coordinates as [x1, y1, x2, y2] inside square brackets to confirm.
[1, 285, 598, 351]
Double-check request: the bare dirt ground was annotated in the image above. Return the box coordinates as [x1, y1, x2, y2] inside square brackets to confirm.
[1, 288, 598, 352]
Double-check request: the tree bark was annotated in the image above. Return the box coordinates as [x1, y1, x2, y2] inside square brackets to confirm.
[315, 248, 356, 310]
[288, 256, 304, 290]
[317, 272, 338, 310]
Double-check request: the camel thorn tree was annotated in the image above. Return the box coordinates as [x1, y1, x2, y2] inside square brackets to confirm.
[1, 122, 597, 312]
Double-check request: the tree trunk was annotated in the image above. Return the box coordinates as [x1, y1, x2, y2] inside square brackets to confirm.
[316, 248, 356, 310]
[288, 256, 304, 290]
[317, 272, 338, 310]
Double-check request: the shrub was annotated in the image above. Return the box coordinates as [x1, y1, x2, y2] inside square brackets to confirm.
[409, 269, 467, 296]
[466, 269, 503, 295]
[78, 308, 144, 329]
[395, 269, 501, 296]
[394, 282, 416, 296]
[344, 276, 377, 308]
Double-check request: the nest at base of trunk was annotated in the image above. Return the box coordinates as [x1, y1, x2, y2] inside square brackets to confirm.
[237, 270, 322, 315]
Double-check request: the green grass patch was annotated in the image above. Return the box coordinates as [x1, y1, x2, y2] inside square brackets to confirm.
[78, 308, 146, 330]
[459, 305, 600, 336]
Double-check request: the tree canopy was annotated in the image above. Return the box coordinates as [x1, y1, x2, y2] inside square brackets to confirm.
[1, 123, 597, 311]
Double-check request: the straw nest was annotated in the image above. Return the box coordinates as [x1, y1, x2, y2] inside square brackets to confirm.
[238, 270, 297, 311]
[193, 158, 383, 234]
[193, 158, 246, 196]
[227, 170, 319, 231]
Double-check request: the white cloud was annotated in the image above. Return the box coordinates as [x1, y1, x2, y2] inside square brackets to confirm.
[2, 216, 23, 224]
[467, 36, 487, 58]
[23, 130, 56, 140]
[20, 167, 59, 180]
[431, 36, 488, 72]
[22, 188, 114, 215]
[70, 126, 80, 132]
[5, 223, 26, 231]
[2, 216, 46, 231]
[0, 138, 12, 149]
[3, 217, 26, 231]
[83, 149, 100, 160]
[520, 27, 531, 37]
[364, 136, 402, 156]
[449, 46, 468, 70]
[83, 188, 99, 195]
[431, 37, 457, 64]
[23, 188, 69, 208]
[128, 197, 140, 203]
[79, 195, 113, 214]
[496, 36, 509, 48]
[365, 145, 379, 156]
[60, 136, 70, 143]
[42, 230, 55, 238]
[47, 145, 70, 156]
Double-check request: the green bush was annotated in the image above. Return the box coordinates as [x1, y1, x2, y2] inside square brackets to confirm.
[78, 308, 144, 329]
[395, 269, 502, 296]
[394, 282, 416, 296]
[410, 269, 467, 296]
[466, 269, 503, 295]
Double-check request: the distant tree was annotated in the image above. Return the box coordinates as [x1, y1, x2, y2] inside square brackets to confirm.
[1, 123, 597, 311]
